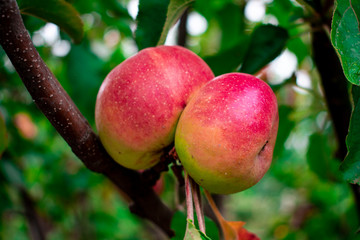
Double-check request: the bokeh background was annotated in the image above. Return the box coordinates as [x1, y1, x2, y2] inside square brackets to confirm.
[1, 0, 359, 239]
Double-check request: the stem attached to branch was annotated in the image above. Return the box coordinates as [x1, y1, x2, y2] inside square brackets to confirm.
[0, 0, 173, 236]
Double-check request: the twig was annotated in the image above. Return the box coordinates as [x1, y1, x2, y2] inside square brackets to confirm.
[0, 0, 173, 236]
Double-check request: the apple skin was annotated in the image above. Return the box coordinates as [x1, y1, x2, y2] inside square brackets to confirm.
[175, 73, 278, 194]
[95, 46, 214, 170]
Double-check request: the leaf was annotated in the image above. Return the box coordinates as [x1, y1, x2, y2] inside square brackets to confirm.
[204, 37, 250, 76]
[0, 113, 7, 157]
[157, 0, 195, 46]
[287, 37, 309, 65]
[307, 133, 341, 182]
[239, 24, 289, 75]
[267, 0, 304, 27]
[0, 160, 25, 188]
[228, 222, 260, 240]
[171, 211, 188, 240]
[17, 0, 84, 43]
[135, 0, 170, 50]
[204, 190, 259, 240]
[135, 0, 194, 50]
[331, 0, 360, 85]
[273, 105, 295, 158]
[216, 3, 246, 50]
[184, 219, 211, 240]
[171, 211, 219, 240]
[100, 0, 132, 19]
[236, 227, 260, 240]
[65, 42, 103, 123]
[341, 85, 360, 184]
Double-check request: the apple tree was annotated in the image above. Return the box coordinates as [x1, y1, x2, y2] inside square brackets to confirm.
[0, 0, 360, 239]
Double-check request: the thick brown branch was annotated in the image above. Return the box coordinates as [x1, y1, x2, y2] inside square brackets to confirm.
[311, 28, 351, 159]
[0, 0, 173, 236]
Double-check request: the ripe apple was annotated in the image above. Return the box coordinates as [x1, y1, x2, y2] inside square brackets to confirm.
[95, 46, 214, 170]
[175, 73, 278, 194]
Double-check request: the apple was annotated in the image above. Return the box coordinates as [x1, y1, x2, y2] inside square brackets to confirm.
[175, 73, 278, 194]
[95, 46, 214, 170]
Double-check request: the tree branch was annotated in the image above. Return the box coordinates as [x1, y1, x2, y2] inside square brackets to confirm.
[0, 0, 173, 236]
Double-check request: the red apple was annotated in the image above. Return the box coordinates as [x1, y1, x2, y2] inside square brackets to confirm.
[95, 46, 214, 170]
[175, 73, 278, 194]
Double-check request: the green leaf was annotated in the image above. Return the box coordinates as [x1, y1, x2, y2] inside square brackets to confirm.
[184, 219, 211, 240]
[157, 0, 195, 46]
[171, 211, 187, 239]
[171, 211, 219, 240]
[18, 0, 84, 43]
[135, 0, 170, 50]
[287, 37, 309, 65]
[273, 105, 295, 158]
[65, 42, 103, 123]
[204, 37, 250, 76]
[307, 133, 341, 182]
[216, 3, 245, 50]
[0, 160, 25, 188]
[331, 0, 360, 85]
[341, 85, 360, 184]
[0, 113, 7, 157]
[239, 24, 289, 74]
[135, 0, 194, 50]
[100, 0, 132, 19]
[267, 0, 304, 27]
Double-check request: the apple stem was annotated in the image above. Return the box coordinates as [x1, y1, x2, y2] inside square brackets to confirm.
[185, 172, 194, 222]
[190, 177, 206, 234]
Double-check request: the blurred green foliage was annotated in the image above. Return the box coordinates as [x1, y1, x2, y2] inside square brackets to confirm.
[18, 0, 84, 43]
[0, 0, 359, 239]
